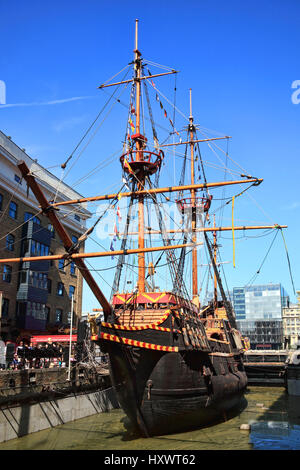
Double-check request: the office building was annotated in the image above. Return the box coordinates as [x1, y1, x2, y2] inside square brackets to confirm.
[233, 283, 289, 349]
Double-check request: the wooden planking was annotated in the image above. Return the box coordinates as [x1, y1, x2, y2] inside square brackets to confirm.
[115, 308, 170, 327]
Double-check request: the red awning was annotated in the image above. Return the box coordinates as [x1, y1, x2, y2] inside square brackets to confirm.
[31, 335, 77, 344]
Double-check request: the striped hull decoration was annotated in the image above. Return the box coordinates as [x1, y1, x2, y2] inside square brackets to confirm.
[113, 292, 176, 305]
[101, 309, 180, 333]
[102, 322, 181, 333]
[100, 332, 179, 352]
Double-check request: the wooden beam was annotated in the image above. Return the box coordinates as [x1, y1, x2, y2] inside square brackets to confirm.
[0, 241, 200, 264]
[111, 224, 287, 237]
[160, 136, 231, 147]
[98, 70, 178, 89]
[50, 178, 263, 208]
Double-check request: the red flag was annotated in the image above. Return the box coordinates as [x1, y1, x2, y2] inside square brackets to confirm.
[117, 206, 122, 222]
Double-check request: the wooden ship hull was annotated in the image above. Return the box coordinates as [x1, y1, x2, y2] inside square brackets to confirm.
[95, 292, 248, 437]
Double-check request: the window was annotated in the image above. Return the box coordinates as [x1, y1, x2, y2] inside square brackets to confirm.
[3, 265, 12, 283]
[70, 262, 76, 275]
[24, 212, 33, 222]
[71, 235, 78, 244]
[14, 174, 22, 184]
[57, 282, 64, 296]
[6, 234, 15, 251]
[24, 212, 41, 225]
[47, 278, 52, 294]
[69, 285, 75, 299]
[2, 298, 9, 318]
[0, 193, 3, 211]
[47, 224, 55, 238]
[9, 201, 17, 219]
[55, 308, 63, 323]
[31, 241, 49, 256]
[28, 271, 47, 289]
[74, 214, 81, 222]
[58, 259, 65, 271]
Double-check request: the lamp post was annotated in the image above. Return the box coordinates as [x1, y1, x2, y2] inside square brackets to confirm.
[67, 294, 74, 382]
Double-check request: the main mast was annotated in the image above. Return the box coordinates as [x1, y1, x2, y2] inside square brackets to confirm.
[134, 19, 146, 293]
[189, 89, 198, 301]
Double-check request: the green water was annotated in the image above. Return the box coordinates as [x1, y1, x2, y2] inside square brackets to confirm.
[1, 387, 300, 450]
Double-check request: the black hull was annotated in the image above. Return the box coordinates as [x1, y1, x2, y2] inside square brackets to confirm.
[106, 342, 247, 437]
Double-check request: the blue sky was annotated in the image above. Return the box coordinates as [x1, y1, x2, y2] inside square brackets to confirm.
[0, 0, 300, 311]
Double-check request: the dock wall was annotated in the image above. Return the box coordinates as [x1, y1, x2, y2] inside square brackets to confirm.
[0, 386, 119, 443]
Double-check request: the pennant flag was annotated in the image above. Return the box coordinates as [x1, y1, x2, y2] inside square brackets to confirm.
[128, 117, 135, 131]
[117, 192, 122, 200]
[124, 157, 134, 175]
[160, 101, 163, 109]
[156, 93, 159, 102]
[117, 206, 122, 222]
[114, 223, 120, 240]
[169, 118, 174, 127]
[164, 109, 167, 118]
[122, 176, 130, 190]
[110, 240, 115, 259]
[151, 80, 155, 88]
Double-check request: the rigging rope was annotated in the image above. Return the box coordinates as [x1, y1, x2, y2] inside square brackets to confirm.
[232, 196, 235, 268]
[245, 229, 279, 287]
[280, 228, 296, 295]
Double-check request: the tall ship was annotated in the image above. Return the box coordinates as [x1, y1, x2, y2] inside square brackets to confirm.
[0, 20, 287, 437]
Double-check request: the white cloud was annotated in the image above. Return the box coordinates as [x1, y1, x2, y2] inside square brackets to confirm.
[0, 95, 94, 108]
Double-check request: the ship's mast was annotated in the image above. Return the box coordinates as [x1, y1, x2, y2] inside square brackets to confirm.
[189, 89, 198, 301]
[134, 19, 146, 293]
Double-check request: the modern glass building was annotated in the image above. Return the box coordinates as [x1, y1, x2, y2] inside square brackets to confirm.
[233, 284, 290, 349]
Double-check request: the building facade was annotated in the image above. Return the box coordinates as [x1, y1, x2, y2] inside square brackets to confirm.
[0, 131, 92, 342]
[233, 284, 289, 349]
[282, 291, 300, 349]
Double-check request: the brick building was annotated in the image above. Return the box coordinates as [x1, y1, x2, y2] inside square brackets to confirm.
[0, 131, 92, 342]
